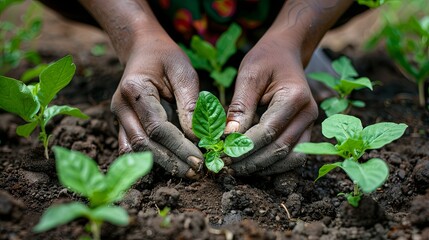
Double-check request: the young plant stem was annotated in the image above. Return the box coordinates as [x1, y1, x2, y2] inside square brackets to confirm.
[353, 183, 360, 197]
[90, 220, 101, 240]
[37, 107, 49, 159]
[418, 80, 425, 107]
[219, 85, 226, 107]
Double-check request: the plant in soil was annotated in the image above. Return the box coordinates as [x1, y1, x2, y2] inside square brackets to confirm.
[192, 91, 253, 173]
[307, 56, 374, 117]
[367, 15, 429, 107]
[33, 146, 153, 240]
[158, 207, 171, 228]
[294, 114, 408, 207]
[180, 23, 242, 106]
[0, 55, 89, 159]
[0, 0, 44, 77]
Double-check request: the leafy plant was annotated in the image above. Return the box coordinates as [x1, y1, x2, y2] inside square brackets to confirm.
[307, 56, 374, 117]
[180, 23, 242, 106]
[367, 15, 429, 107]
[294, 114, 407, 207]
[0, 55, 88, 159]
[158, 207, 171, 228]
[192, 91, 253, 173]
[33, 147, 153, 240]
[1, 0, 43, 76]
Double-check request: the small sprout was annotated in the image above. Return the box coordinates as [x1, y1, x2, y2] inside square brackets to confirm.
[180, 23, 242, 106]
[33, 147, 153, 240]
[294, 114, 407, 206]
[158, 207, 171, 228]
[192, 91, 254, 173]
[90, 43, 107, 57]
[0, 55, 89, 159]
[307, 56, 374, 116]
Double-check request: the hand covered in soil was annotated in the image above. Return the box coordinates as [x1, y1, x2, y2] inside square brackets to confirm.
[80, 0, 204, 179]
[224, 0, 353, 176]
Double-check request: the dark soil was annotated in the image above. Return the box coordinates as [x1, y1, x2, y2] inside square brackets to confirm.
[1, 41, 428, 240]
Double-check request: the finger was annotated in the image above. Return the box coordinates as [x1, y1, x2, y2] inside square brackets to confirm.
[165, 53, 200, 140]
[237, 85, 315, 159]
[118, 125, 132, 155]
[112, 95, 201, 178]
[225, 63, 270, 134]
[230, 104, 316, 176]
[120, 77, 204, 170]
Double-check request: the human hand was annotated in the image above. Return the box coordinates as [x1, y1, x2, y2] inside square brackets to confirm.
[224, 31, 318, 176]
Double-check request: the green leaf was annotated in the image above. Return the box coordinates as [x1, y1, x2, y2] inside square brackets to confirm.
[190, 36, 217, 63]
[216, 23, 242, 66]
[315, 162, 342, 182]
[293, 142, 339, 155]
[210, 67, 237, 88]
[307, 72, 338, 89]
[320, 97, 349, 117]
[198, 137, 222, 150]
[362, 122, 408, 149]
[37, 55, 76, 107]
[332, 56, 358, 80]
[350, 100, 365, 108]
[43, 105, 89, 127]
[0, 76, 39, 121]
[341, 158, 389, 193]
[16, 121, 38, 137]
[20, 63, 48, 83]
[104, 152, 153, 204]
[53, 146, 106, 199]
[322, 114, 363, 143]
[192, 91, 226, 140]
[90, 44, 106, 57]
[0, 0, 24, 14]
[336, 138, 365, 160]
[33, 202, 90, 233]
[338, 77, 373, 96]
[90, 205, 129, 226]
[338, 192, 362, 207]
[205, 151, 224, 173]
[180, 44, 212, 71]
[223, 133, 254, 157]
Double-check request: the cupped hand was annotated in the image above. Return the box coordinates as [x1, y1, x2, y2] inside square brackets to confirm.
[111, 31, 204, 179]
[225, 32, 319, 176]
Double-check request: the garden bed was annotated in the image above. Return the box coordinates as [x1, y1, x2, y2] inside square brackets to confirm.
[0, 46, 428, 239]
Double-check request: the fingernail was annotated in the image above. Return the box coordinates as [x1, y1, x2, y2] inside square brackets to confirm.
[225, 121, 240, 134]
[185, 168, 201, 180]
[188, 156, 203, 171]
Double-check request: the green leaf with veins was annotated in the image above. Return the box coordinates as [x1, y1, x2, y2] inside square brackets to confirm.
[224, 133, 254, 157]
[315, 162, 342, 182]
[293, 142, 339, 156]
[362, 122, 408, 149]
[308, 72, 338, 89]
[341, 158, 389, 193]
[321, 114, 363, 143]
[332, 56, 358, 79]
[192, 91, 226, 140]
[205, 151, 224, 173]
[90, 205, 129, 226]
[43, 105, 89, 127]
[216, 23, 242, 66]
[320, 97, 349, 117]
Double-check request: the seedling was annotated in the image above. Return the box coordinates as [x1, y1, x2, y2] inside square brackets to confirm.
[158, 207, 171, 228]
[367, 15, 429, 107]
[33, 147, 153, 240]
[192, 91, 253, 173]
[307, 56, 374, 116]
[0, 55, 89, 159]
[294, 114, 407, 207]
[180, 23, 242, 106]
[1, 0, 43, 75]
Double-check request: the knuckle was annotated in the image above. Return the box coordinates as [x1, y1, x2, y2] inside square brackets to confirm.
[145, 121, 162, 138]
[129, 135, 149, 151]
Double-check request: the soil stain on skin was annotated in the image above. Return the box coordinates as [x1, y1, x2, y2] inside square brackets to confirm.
[0, 49, 429, 239]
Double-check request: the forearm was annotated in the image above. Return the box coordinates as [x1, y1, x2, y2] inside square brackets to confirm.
[78, 0, 164, 63]
[266, 0, 354, 66]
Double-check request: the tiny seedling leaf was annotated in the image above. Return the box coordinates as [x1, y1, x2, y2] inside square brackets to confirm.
[362, 122, 408, 149]
[332, 56, 358, 79]
[54, 146, 106, 199]
[322, 114, 363, 143]
[205, 151, 224, 173]
[350, 100, 365, 108]
[20, 63, 48, 83]
[37, 55, 76, 107]
[0, 76, 39, 121]
[180, 44, 212, 71]
[341, 158, 389, 193]
[293, 142, 339, 155]
[320, 97, 349, 117]
[33, 202, 90, 233]
[216, 23, 242, 66]
[16, 121, 38, 137]
[192, 91, 226, 140]
[338, 77, 373, 96]
[104, 152, 153, 204]
[190, 36, 217, 62]
[224, 132, 253, 157]
[90, 205, 129, 226]
[210, 67, 237, 88]
[315, 162, 342, 182]
[307, 72, 338, 89]
[198, 137, 223, 151]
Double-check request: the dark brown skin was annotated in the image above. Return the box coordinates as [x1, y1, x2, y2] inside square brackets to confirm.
[73, 0, 353, 178]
